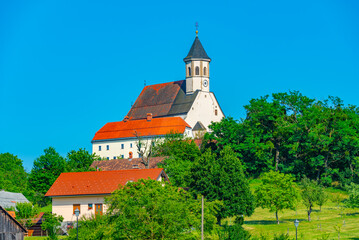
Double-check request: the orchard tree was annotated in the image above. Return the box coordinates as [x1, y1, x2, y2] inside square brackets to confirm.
[255, 171, 299, 224]
[345, 183, 359, 209]
[28, 147, 66, 206]
[66, 148, 100, 172]
[189, 147, 254, 224]
[301, 177, 320, 221]
[0, 153, 28, 193]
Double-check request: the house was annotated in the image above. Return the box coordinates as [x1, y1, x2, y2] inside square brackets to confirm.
[45, 168, 169, 222]
[0, 190, 29, 209]
[0, 205, 27, 240]
[92, 116, 192, 159]
[91, 156, 166, 171]
[92, 31, 224, 159]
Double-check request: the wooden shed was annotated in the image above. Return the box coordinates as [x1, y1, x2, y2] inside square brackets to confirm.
[0, 205, 27, 240]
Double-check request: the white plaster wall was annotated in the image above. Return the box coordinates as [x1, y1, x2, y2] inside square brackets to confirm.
[186, 61, 210, 93]
[184, 91, 224, 131]
[92, 128, 193, 159]
[52, 195, 109, 222]
[92, 138, 138, 160]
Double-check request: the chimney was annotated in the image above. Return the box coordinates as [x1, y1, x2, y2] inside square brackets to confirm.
[123, 116, 129, 122]
[147, 113, 153, 121]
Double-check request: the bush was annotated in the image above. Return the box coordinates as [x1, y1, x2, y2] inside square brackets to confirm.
[217, 223, 251, 240]
[41, 212, 64, 240]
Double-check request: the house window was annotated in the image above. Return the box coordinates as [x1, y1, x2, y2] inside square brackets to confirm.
[188, 67, 191, 76]
[204, 67, 207, 75]
[130, 143, 133, 148]
[215, 109, 218, 116]
[73, 204, 80, 214]
[121, 144, 124, 149]
[98, 146, 101, 151]
[121, 155, 124, 159]
[195, 66, 199, 75]
[106, 157, 109, 160]
[106, 145, 109, 150]
[129, 152, 133, 159]
[88, 203, 93, 210]
[114, 156, 117, 159]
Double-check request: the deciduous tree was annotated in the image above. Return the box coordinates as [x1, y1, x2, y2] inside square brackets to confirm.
[255, 171, 299, 224]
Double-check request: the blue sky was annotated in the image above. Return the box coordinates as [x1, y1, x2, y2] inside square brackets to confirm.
[1, 0, 358, 171]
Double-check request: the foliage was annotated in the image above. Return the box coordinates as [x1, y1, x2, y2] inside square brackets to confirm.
[15, 202, 39, 228]
[316, 184, 329, 211]
[155, 133, 201, 187]
[28, 147, 66, 206]
[104, 178, 219, 239]
[189, 147, 254, 224]
[344, 182, 359, 208]
[41, 212, 64, 240]
[0, 153, 28, 193]
[135, 133, 157, 169]
[255, 171, 299, 224]
[205, 91, 359, 185]
[65, 148, 100, 172]
[217, 223, 251, 240]
[67, 214, 113, 240]
[301, 177, 320, 221]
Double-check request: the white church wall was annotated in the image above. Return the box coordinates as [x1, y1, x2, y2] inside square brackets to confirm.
[184, 91, 224, 131]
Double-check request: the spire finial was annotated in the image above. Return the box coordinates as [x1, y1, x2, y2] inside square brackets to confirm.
[195, 22, 198, 37]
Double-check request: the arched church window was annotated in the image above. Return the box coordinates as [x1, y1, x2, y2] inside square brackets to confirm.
[195, 66, 199, 75]
[188, 67, 191, 76]
[204, 67, 207, 75]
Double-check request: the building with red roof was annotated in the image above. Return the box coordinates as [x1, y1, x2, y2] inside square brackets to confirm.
[45, 168, 168, 222]
[92, 30, 224, 160]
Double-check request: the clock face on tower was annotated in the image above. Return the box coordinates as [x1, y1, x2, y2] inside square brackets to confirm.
[203, 80, 208, 87]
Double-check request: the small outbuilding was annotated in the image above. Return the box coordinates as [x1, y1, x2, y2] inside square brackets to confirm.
[0, 190, 29, 209]
[0, 205, 27, 240]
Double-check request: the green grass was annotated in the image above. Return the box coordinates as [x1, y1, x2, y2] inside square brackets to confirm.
[39, 204, 52, 213]
[239, 197, 359, 239]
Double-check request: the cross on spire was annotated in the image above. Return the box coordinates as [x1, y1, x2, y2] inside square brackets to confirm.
[195, 22, 199, 37]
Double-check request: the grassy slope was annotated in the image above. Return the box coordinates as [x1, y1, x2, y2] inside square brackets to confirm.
[239, 185, 359, 240]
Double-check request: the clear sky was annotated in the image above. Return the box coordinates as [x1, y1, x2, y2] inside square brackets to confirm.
[1, 0, 358, 171]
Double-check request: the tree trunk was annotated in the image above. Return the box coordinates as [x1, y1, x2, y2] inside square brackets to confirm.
[308, 205, 312, 221]
[276, 211, 279, 224]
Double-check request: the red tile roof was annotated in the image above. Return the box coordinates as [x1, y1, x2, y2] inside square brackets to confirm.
[45, 168, 165, 197]
[91, 157, 165, 171]
[92, 117, 190, 141]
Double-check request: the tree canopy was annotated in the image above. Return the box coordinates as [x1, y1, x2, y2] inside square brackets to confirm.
[255, 171, 299, 224]
[189, 147, 254, 224]
[205, 91, 359, 185]
[0, 153, 28, 193]
[65, 148, 100, 172]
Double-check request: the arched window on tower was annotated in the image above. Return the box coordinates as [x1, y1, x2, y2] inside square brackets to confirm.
[195, 66, 199, 75]
[204, 67, 207, 75]
[188, 67, 191, 76]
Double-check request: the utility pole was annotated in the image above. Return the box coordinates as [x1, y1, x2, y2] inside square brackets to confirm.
[201, 195, 204, 240]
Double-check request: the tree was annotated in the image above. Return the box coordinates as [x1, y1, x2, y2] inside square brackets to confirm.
[189, 147, 254, 224]
[301, 177, 320, 221]
[155, 133, 201, 187]
[255, 171, 299, 224]
[135, 132, 157, 169]
[316, 184, 329, 211]
[104, 179, 219, 239]
[0, 153, 28, 193]
[41, 212, 64, 240]
[15, 202, 39, 228]
[28, 147, 66, 206]
[345, 183, 359, 209]
[65, 148, 100, 172]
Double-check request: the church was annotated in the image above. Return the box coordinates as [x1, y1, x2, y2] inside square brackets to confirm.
[92, 30, 224, 160]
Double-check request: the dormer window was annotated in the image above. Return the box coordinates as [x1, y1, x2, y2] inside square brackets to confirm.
[204, 67, 207, 75]
[195, 66, 199, 75]
[188, 67, 191, 76]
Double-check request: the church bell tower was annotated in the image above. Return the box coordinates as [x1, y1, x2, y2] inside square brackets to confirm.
[184, 29, 211, 94]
